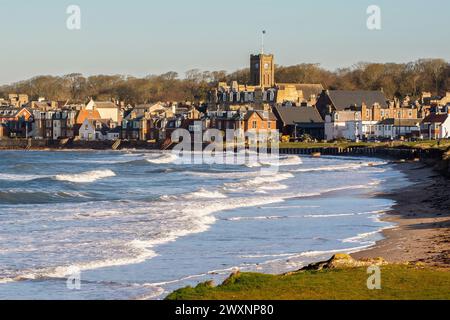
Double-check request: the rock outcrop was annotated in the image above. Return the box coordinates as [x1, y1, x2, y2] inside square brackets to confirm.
[298, 253, 388, 271]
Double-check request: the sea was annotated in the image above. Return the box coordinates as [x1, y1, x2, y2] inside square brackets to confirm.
[0, 150, 410, 299]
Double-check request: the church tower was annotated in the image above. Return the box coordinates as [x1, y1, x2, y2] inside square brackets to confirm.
[250, 31, 274, 88]
[250, 54, 275, 88]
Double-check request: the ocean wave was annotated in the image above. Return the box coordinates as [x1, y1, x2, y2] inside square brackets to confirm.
[0, 173, 48, 182]
[224, 173, 294, 191]
[341, 230, 382, 245]
[261, 155, 303, 167]
[0, 190, 93, 204]
[304, 213, 356, 218]
[0, 239, 158, 285]
[146, 154, 179, 164]
[183, 188, 228, 200]
[291, 162, 386, 173]
[54, 170, 116, 183]
[258, 183, 288, 191]
[225, 215, 287, 221]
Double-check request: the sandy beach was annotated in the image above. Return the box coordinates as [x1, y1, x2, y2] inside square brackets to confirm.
[353, 162, 450, 268]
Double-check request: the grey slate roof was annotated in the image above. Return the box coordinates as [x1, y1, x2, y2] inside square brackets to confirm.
[273, 106, 324, 125]
[327, 90, 388, 110]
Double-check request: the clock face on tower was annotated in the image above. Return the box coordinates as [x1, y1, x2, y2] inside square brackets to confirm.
[264, 63, 269, 70]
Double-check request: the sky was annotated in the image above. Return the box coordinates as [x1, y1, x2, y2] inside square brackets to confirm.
[0, 0, 449, 85]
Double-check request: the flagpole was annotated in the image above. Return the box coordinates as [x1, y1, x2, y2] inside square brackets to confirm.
[261, 30, 265, 54]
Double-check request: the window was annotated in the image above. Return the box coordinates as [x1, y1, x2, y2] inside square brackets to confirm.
[252, 121, 257, 129]
[268, 122, 271, 129]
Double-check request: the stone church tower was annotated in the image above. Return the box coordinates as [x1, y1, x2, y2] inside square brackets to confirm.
[250, 54, 275, 88]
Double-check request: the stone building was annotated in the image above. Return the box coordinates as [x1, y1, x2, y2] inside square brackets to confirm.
[250, 54, 275, 88]
[209, 53, 323, 109]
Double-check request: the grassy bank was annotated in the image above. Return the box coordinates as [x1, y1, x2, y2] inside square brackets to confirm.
[167, 264, 450, 300]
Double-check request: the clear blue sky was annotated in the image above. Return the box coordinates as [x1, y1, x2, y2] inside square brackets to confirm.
[0, 0, 449, 85]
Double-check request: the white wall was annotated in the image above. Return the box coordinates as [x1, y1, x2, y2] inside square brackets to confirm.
[79, 119, 95, 141]
[325, 116, 360, 141]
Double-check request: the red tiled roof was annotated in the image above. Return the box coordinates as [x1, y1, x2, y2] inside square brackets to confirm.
[76, 109, 101, 124]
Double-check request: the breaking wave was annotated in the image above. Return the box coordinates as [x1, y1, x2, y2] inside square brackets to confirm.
[0, 173, 47, 182]
[183, 188, 228, 199]
[54, 170, 116, 183]
[292, 162, 387, 173]
[146, 154, 178, 164]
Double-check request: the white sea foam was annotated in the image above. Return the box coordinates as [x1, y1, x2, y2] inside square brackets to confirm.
[183, 188, 228, 199]
[341, 231, 382, 245]
[258, 183, 288, 191]
[224, 173, 294, 191]
[54, 170, 116, 183]
[226, 215, 287, 221]
[0, 173, 48, 181]
[292, 162, 386, 173]
[271, 156, 303, 166]
[146, 154, 178, 164]
[304, 213, 356, 218]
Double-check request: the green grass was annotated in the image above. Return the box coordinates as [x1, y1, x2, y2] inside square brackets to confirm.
[166, 265, 450, 300]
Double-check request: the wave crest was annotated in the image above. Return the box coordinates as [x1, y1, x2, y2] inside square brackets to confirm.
[55, 170, 116, 183]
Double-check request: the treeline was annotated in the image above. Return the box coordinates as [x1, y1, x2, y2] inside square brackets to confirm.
[0, 59, 448, 104]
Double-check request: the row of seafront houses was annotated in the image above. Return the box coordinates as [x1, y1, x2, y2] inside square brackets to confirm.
[1, 88, 450, 145]
[0, 95, 200, 143]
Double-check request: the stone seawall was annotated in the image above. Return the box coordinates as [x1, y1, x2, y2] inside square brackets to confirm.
[0, 139, 159, 151]
[280, 146, 450, 178]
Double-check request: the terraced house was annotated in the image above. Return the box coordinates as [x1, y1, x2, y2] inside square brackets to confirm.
[0, 106, 33, 138]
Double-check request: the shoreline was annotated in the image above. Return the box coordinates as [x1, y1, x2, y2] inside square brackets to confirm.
[2, 147, 448, 268]
[166, 163, 450, 300]
[352, 162, 450, 267]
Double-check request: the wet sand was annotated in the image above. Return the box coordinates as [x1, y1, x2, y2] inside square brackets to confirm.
[353, 162, 450, 268]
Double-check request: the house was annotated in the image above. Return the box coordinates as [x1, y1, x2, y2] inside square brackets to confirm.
[76, 109, 101, 124]
[316, 90, 388, 139]
[106, 126, 121, 141]
[75, 109, 101, 136]
[0, 98, 9, 107]
[8, 94, 29, 108]
[78, 119, 119, 141]
[30, 99, 59, 111]
[375, 119, 422, 140]
[325, 111, 362, 141]
[242, 110, 277, 144]
[274, 84, 324, 105]
[0, 123, 9, 138]
[122, 106, 156, 141]
[316, 90, 388, 119]
[421, 113, 450, 140]
[122, 115, 154, 141]
[0, 107, 33, 138]
[31, 109, 77, 140]
[79, 119, 96, 141]
[86, 99, 121, 122]
[272, 106, 324, 140]
[437, 93, 450, 106]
